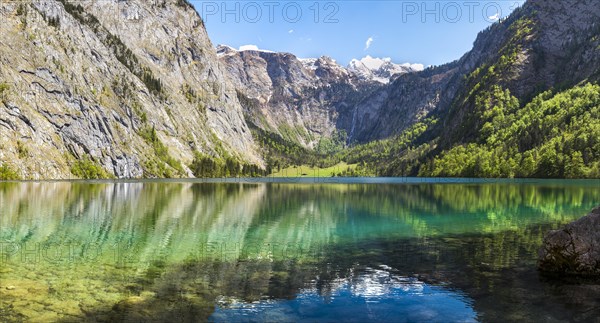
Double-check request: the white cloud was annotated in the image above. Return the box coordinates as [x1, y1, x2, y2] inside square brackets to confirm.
[239, 44, 259, 51]
[488, 13, 500, 21]
[288, 29, 294, 34]
[364, 36, 374, 51]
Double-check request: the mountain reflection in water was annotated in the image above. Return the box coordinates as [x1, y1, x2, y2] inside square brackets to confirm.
[0, 180, 599, 322]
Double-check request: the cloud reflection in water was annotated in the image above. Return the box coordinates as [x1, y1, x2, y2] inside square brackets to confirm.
[211, 266, 477, 323]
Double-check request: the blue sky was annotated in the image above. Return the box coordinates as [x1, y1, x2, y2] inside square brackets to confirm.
[192, 1, 525, 66]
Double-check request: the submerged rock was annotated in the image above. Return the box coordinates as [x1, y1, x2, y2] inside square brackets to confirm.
[538, 206, 600, 276]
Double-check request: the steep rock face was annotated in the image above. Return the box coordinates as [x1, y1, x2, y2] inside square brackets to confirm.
[539, 207, 600, 276]
[218, 46, 385, 146]
[0, 0, 260, 179]
[519, 0, 600, 94]
[345, 63, 460, 142]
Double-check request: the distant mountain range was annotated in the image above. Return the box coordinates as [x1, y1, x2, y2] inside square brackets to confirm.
[216, 45, 427, 147]
[218, 45, 424, 84]
[0, 0, 598, 179]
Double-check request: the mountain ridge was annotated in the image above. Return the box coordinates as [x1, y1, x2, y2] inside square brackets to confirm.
[0, 0, 599, 179]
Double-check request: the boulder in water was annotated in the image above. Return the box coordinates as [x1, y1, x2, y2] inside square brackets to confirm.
[538, 206, 600, 276]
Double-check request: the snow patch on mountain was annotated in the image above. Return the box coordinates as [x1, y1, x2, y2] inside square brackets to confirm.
[298, 58, 319, 71]
[216, 44, 275, 57]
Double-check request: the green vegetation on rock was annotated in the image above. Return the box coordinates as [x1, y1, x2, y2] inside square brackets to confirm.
[315, 130, 347, 155]
[263, 82, 600, 179]
[139, 127, 185, 178]
[0, 82, 9, 104]
[70, 157, 112, 179]
[422, 83, 600, 178]
[0, 164, 21, 180]
[189, 152, 264, 178]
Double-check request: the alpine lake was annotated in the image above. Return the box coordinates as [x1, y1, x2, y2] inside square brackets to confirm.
[0, 178, 599, 322]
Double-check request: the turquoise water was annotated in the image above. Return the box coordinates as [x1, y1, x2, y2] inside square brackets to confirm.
[0, 179, 599, 322]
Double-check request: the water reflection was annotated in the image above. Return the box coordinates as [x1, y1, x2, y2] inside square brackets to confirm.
[0, 180, 599, 321]
[211, 267, 477, 323]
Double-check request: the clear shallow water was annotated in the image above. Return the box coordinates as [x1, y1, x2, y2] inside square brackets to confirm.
[0, 179, 599, 322]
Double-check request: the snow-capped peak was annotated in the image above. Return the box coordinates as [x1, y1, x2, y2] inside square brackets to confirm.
[348, 56, 424, 84]
[299, 57, 352, 82]
[351, 56, 391, 70]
